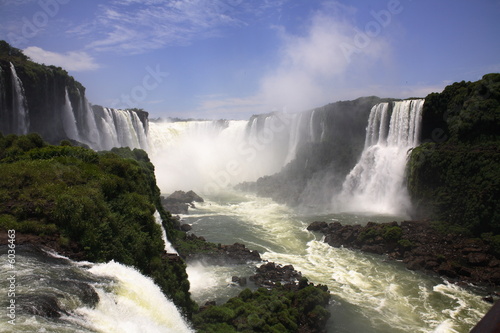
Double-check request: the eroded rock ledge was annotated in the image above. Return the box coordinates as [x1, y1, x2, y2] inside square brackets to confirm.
[308, 220, 500, 287]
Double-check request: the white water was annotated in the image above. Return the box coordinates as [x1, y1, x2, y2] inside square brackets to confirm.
[62, 87, 81, 141]
[337, 99, 424, 216]
[0, 246, 193, 333]
[148, 115, 295, 193]
[9, 62, 29, 135]
[153, 210, 178, 254]
[179, 192, 490, 333]
[74, 261, 193, 333]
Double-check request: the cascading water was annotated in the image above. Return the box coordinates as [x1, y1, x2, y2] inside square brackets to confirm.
[147, 110, 333, 194]
[90, 106, 149, 151]
[148, 114, 297, 193]
[153, 210, 178, 254]
[180, 191, 490, 333]
[62, 87, 80, 141]
[0, 245, 193, 333]
[9, 62, 29, 135]
[336, 99, 424, 216]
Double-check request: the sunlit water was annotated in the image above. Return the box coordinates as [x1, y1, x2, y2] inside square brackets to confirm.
[182, 190, 490, 333]
[0, 246, 193, 333]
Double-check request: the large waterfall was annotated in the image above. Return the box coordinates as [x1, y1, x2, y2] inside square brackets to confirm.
[337, 99, 424, 215]
[0, 245, 193, 333]
[1, 67, 424, 215]
[0, 62, 149, 150]
[147, 111, 327, 193]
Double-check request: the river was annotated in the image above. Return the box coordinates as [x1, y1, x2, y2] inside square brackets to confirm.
[182, 190, 490, 333]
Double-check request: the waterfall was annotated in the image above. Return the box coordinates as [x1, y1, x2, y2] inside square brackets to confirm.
[9, 62, 29, 134]
[80, 261, 193, 333]
[148, 116, 300, 193]
[0, 245, 193, 333]
[154, 210, 178, 254]
[337, 99, 424, 216]
[91, 107, 149, 151]
[62, 87, 80, 141]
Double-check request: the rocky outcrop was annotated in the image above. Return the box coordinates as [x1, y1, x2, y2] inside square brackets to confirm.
[249, 262, 303, 289]
[161, 190, 204, 214]
[178, 233, 261, 265]
[309, 220, 500, 286]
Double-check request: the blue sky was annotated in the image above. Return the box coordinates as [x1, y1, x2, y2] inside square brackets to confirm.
[1, 0, 499, 119]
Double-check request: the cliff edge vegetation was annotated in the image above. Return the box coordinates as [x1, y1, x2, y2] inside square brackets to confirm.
[0, 133, 196, 316]
[408, 74, 500, 237]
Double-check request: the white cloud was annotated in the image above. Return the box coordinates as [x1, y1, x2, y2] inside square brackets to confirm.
[23, 46, 100, 71]
[71, 0, 286, 54]
[258, 4, 391, 112]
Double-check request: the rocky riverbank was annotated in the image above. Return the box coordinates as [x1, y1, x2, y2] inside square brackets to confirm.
[308, 220, 500, 288]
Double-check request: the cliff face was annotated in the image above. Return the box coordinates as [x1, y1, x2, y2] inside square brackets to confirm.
[0, 41, 148, 150]
[407, 74, 500, 235]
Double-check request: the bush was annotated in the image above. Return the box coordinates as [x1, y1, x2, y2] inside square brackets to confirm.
[0, 135, 196, 316]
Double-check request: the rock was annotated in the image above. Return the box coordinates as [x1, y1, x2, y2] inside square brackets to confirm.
[18, 295, 69, 318]
[467, 253, 490, 266]
[251, 262, 302, 289]
[307, 221, 328, 231]
[182, 238, 261, 265]
[232, 276, 247, 286]
[310, 220, 500, 287]
[180, 224, 192, 232]
[361, 245, 385, 254]
[161, 190, 204, 214]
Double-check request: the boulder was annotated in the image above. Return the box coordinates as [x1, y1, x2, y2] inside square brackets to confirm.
[161, 190, 204, 214]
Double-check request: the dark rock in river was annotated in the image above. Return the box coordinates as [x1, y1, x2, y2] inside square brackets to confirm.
[250, 262, 303, 289]
[309, 220, 500, 287]
[17, 294, 69, 318]
[180, 224, 192, 232]
[179, 234, 261, 265]
[161, 190, 204, 214]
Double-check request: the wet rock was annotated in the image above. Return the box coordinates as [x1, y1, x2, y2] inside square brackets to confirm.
[307, 221, 328, 231]
[467, 253, 490, 266]
[232, 276, 247, 286]
[250, 262, 302, 289]
[309, 220, 500, 287]
[18, 294, 69, 318]
[161, 190, 204, 214]
[180, 224, 192, 232]
[181, 237, 261, 265]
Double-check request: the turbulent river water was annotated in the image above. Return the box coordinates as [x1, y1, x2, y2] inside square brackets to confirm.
[182, 190, 490, 333]
[0, 245, 194, 333]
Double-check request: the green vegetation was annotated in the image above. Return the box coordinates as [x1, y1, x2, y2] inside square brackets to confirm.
[408, 74, 500, 236]
[0, 133, 196, 316]
[193, 282, 331, 332]
[357, 224, 403, 243]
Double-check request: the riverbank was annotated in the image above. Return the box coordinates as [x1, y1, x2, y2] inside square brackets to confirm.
[308, 220, 500, 290]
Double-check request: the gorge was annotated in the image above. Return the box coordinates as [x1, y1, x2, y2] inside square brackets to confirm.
[1, 41, 499, 332]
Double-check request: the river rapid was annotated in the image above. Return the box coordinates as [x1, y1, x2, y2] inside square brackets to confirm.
[182, 190, 490, 333]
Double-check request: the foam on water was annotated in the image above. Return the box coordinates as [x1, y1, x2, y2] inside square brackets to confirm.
[75, 261, 193, 333]
[181, 193, 490, 333]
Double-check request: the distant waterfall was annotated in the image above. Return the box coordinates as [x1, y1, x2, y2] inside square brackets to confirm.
[147, 112, 315, 193]
[337, 99, 424, 215]
[92, 106, 149, 151]
[9, 62, 29, 134]
[62, 87, 80, 140]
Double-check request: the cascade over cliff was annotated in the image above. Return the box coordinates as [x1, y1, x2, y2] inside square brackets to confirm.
[0, 41, 148, 150]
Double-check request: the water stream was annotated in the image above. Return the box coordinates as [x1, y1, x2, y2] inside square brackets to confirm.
[181, 191, 490, 333]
